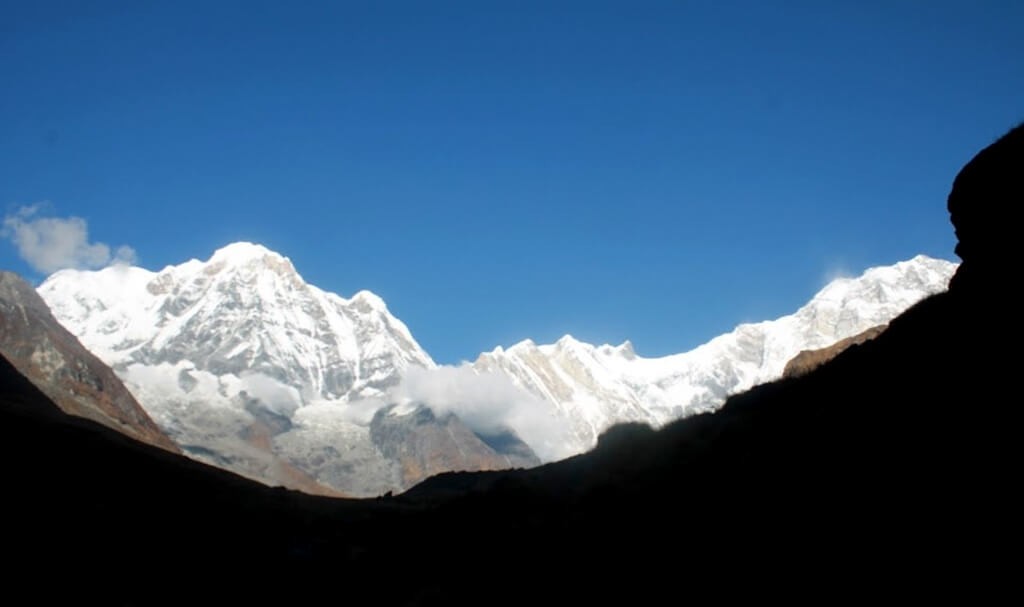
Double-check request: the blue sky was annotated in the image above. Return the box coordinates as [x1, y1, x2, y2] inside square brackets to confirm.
[2, 1, 1022, 364]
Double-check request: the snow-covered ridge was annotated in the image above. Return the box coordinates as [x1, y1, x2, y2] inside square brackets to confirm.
[472, 254, 957, 454]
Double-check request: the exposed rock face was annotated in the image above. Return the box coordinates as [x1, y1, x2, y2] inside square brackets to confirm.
[0, 271, 178, 452]
[369, 404, 540, 487]
[782, 324, 887, 378]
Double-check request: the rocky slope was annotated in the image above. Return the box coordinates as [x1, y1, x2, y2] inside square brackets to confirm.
[783, 324, 887, 378]
[0, 271, 177, 452]
[370, 404, 540, 488]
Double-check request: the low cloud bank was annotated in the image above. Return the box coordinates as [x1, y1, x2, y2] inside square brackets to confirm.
[392, 365, 572, 462]
[238, 373, 302, 417]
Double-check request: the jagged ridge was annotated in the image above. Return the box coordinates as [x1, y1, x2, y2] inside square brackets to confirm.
[473, 255, 956, 454]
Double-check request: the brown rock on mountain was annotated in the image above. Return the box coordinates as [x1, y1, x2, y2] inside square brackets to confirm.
[238, 414, 349, 497]
[782, 324, 888, 378]
[0, 271, 179, 452]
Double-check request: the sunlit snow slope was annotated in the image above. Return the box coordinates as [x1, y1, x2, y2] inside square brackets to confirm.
[473, 255, 956, 454]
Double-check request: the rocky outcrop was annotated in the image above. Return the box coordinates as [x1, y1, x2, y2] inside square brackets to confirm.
[782, 324, 887, 378]
[369, 404, 539, 487]
[947, 122, 1023, 293]
[0, 271, 178, 452]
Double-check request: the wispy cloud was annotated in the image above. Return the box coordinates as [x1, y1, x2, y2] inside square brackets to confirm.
[2, 204, 136, 274]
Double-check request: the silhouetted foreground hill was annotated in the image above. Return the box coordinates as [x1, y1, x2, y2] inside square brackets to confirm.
[2, 124, 1020, 603]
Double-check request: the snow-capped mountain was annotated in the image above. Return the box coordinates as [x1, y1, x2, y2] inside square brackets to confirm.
[473, 255, 957, 455]
[40, 242, 433, 399]
[38, 244, 956, 495]
[38, 243, 536, 496]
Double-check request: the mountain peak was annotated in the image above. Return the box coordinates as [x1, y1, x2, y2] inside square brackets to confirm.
[616, 340, 636, 358]
[351, 290, 387, 311]
[508, 338, 537, 351]
[596, 340, 636, 359]
[896, 254, 954, 273]
[204, 242, 301, 282]
[554, 334, 595, 354]
[209, 242, 285, 265]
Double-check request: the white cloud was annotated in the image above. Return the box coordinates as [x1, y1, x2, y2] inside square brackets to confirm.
[237, 373, 303, 417]
[823, 260, 853, 285]
[113, 245, 138, 266]
[2, 204, 135, 274]
[392, 365, 573, 462]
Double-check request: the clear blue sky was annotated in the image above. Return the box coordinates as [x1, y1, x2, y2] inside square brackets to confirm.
[2, 1, 1022, 363]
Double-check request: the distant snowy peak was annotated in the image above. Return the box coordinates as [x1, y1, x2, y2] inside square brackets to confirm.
[38, 242, 435, 403]
[209, 241, 284, 264]
[474, 255, 958, 454]
[802, 255, 954, 315]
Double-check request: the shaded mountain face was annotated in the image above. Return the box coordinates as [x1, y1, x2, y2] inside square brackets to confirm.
[473, 255, 955, 454]
[0, 352, 357, 595]
[0, 271, 178, 452]
[369, 404, 539, 488]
